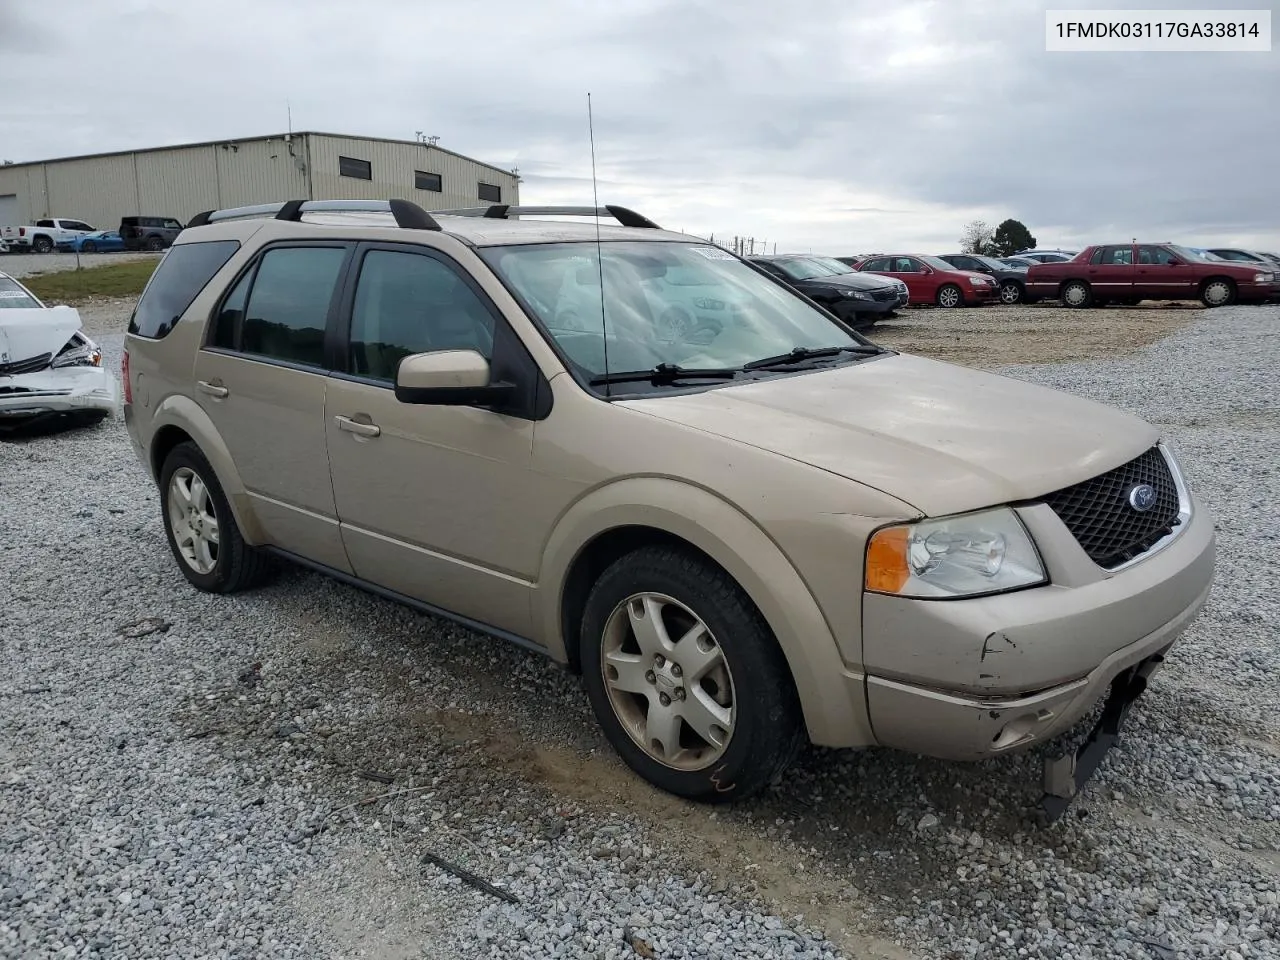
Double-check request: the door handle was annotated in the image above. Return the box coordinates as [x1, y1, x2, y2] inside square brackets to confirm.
[335, 415, 381, 438]
[196, 380, 229, 398]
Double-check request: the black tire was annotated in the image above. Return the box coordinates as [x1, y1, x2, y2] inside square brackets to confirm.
[1060, 280, 1092, 308]
[145, 235, 164, 252]
[33, 236, 53, 254]
[81, 240, 97, 254]
[998, 280, 1023, 305]
[580, 546, 804, 803]
[1200, 278, 1236, 308]
[158, 441, 272, 593]
[935, 284, 963, 308]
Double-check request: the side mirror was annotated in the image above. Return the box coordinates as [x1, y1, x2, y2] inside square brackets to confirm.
[919, 267, 932, 274]
[394, 350, 515, 407]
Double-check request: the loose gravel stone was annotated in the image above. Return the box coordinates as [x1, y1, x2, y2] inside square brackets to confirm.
[1, 299, 1277, 959]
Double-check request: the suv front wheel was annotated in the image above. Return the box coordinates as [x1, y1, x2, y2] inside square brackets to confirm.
[579, 546, 804, 802]
[159, 441, 272, 593]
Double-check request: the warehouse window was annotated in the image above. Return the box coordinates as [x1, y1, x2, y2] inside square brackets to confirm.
[339, 156, 372, 180]
[478, 182, 502, 203]
[415, 171, 443, 192]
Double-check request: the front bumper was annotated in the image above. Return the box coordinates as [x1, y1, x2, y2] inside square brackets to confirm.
[861, 491, 1216, 762]
[965, 284, 998, 303]
[0, 365, 121, 419]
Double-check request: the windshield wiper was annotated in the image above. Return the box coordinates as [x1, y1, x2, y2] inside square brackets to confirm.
[743, 344, 882, 370]
[588, 362, 743, 387]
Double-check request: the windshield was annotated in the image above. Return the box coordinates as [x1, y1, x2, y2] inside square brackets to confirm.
[1168, 245, 1211, 262]
[0, 277, 41, 309]
[919, 255, 960, 271]
[803, 256, 854, 275]
[972, 255, 1013, 271]
[773, 258, 839, 281]
[481, 241, 863, 379]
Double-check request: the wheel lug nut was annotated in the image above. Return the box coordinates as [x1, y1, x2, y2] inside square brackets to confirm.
[659, 693, 671, 707]
[654, 655, 665, 668]
[674, 688, 686, 701]
[670, 664, 682, 678]
[645, 670, 656, 684]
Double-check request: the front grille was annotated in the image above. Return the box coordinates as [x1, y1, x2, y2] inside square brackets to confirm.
[1042, 446, 1182, 568]
[871, 288, 897, 302]
[0, 352, 52, 376]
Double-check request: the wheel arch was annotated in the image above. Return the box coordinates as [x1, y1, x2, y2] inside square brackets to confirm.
[539, 477, 873, 748]
[1198, 274, 1237, 303]
[147, 393, 266, 544]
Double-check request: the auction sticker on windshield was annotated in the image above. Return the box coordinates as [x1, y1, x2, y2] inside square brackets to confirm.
[689, 246, 737, 260]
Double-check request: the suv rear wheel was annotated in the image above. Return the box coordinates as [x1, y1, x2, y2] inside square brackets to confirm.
[145, 235, 165, 251]
[579, 546, 804, 802]
[159, 442, 272, 592]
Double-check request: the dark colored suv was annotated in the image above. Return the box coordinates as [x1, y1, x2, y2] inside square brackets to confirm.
[120, 216, 184, 251]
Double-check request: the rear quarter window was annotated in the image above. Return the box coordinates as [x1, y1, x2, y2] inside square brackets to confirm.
[128, 240, 240, 339]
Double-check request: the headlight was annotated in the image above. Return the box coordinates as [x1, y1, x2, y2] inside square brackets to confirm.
[51, 341, 102, 368]
[841, 289, 871, 300]
[1254, 272, 1274, 283]
[865, 507, 1047, 599]
[968, 276, 984, 286]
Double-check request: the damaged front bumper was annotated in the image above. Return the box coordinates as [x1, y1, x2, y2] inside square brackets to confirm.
[0, 365, 121, 421]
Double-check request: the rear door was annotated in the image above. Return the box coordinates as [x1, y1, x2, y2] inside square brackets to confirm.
[1136, 245, 1197, 300]
[193, 242, 354, 571]
[1085, 245, 1135, 297]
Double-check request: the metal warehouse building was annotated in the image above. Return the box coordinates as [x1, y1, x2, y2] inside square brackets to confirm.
[0, 131, 520, 232]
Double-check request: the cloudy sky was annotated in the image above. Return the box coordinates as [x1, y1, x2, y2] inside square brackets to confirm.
[2, 0, 1276, 253]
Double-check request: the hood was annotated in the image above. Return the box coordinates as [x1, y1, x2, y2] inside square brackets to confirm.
[619, 352, 1157, 517]
[802, 272, 899, 292]
[0, 306, 82, 366]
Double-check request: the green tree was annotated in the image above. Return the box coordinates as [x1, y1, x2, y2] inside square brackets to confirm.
[991, 219, 1037, 257]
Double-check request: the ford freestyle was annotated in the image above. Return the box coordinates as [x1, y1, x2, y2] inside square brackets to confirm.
[122, 200, 1216, 817]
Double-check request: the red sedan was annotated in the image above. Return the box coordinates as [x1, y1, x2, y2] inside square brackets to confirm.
[852, 254, 998, 307]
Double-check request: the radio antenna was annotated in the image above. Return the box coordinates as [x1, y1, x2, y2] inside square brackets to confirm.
[588, 92, 610, 396]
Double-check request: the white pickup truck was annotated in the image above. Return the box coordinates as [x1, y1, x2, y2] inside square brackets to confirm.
[0, 218, 98, 254]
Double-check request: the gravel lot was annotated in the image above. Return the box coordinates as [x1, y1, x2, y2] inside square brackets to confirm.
[0, 251, 162, 280]
[2, 297, 1277, 959]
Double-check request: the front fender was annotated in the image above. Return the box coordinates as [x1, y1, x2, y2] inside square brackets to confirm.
[149, 393, 266, 545]
[536, 476, 874, 748]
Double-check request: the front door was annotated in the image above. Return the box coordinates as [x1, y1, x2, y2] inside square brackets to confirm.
[193, 242, 353, 571]
[324, 244, 543, 639]
[1136, 244, 1197, 300]
[1085, 244, 1135, 297]
[890, 256, 935, 302]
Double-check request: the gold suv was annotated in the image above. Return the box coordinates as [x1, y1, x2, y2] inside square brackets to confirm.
[122, 200, 1215, 816]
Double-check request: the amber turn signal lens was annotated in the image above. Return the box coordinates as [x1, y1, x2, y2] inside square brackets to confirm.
[865, 526, 910, 593]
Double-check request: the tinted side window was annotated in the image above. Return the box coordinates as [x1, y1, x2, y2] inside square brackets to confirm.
[1101, 246, 1133, 265]
[863, 257, 890, 271]
[164, 219, 183, 230]
[240, 247, 346, 367]
[210, 265, 256, 349]
[129, 240, 241, 339]
[349, 250, 495, 382]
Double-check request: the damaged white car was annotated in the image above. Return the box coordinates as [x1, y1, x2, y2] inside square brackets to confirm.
[0, 272, 120, 428]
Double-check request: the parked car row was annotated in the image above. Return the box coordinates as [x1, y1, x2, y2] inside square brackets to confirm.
[798, 242, 1280, 309]
[0, 214, 183, 253]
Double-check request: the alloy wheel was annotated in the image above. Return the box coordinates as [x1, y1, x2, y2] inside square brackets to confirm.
[937, 286, 961, 308]
[600, 592, 736, 771]
[167, 466, 220, 574]
[999, 282, 1022, 304]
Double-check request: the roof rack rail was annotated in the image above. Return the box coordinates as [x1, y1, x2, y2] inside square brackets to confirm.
[431, 204, 661, 229]
[186, 199, 442, 231]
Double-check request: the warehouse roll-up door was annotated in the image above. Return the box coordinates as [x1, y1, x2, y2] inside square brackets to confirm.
[0, 195, 17, 227]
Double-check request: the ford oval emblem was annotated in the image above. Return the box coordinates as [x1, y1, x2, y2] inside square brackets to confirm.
[1128, 483, 1157, 512]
